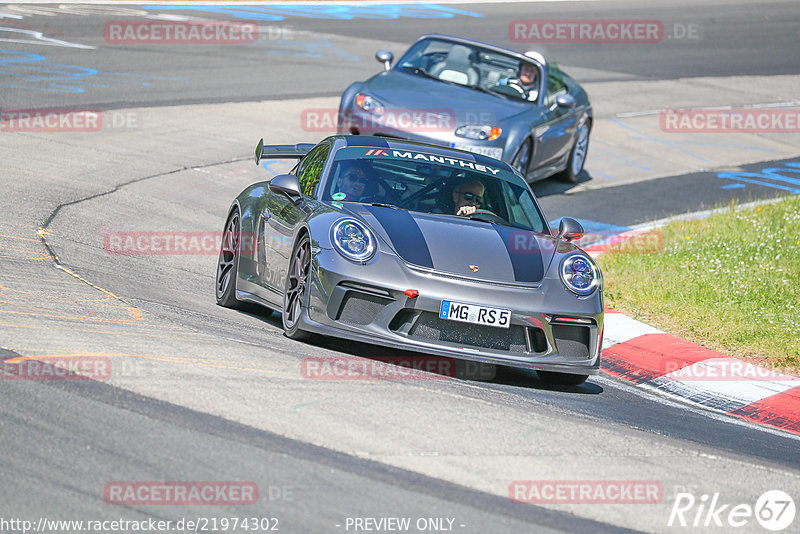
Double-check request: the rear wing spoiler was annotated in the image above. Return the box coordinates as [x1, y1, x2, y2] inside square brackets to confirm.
[255, 138, 316, 164]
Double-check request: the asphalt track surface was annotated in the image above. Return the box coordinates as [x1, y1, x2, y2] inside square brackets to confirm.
[1, 2, 800, 533]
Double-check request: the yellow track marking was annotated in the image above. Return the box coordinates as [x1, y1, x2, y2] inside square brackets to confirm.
[0, 308, 182, 328]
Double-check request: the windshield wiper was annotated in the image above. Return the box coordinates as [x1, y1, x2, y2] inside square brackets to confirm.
[400, 66, 448, 83]
[465, 84, 494, 95]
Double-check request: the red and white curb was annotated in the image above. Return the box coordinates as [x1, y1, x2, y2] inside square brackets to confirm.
[601, 309, 800, 436]
[585, 198, 800, 436]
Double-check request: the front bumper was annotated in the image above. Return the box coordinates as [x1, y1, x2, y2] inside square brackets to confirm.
[302, 246, 603, 376]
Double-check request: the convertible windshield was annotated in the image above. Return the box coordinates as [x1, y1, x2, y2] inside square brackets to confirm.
[323, 146, 548, 233]
[397, 38, 542, 103]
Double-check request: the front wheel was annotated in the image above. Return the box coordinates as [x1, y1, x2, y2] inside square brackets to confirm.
[558, 121, 590, 183]
[537, 371, 588, 386]
[282, 234, 312, 341]
[215, 209, 242, 309]
[511, 138, 532, 178]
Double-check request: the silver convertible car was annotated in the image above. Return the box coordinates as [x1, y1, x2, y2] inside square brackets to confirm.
[338, 34, 592, 183]
[216, 135, 603, 385]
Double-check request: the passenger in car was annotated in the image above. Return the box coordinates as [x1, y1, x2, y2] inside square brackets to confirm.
[334, 160, 377, 202]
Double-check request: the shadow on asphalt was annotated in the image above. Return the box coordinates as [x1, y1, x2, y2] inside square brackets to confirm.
[302, 332, 603, 395]
[530, 169, 593, 197]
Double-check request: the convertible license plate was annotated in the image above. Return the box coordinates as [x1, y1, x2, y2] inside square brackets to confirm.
[450, 144, 503, 161]
[439, 300, 511, 329]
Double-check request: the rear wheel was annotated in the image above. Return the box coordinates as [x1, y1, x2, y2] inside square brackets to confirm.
[558, 121, 590, 183]
[215, 209, 242, 309]
[282, 234, 312, 341]
[537, 371, 588, 386]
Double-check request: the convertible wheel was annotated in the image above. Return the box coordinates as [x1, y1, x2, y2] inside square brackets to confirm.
[511, 139, 532, 178]
[537, 370, 588, 386]
[215, 209, 242, 309]
[282, 234, 312, 341]
[558, 121, 590, 183]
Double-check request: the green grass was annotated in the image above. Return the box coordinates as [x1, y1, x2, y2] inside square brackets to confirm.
[598, 196, 800, 372]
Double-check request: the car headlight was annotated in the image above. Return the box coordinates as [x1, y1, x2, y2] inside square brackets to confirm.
[455, 125, 502, 141]
[355, 93, 384, 115]
[560, 254, 599, 295]
[331, 219, 376, 262]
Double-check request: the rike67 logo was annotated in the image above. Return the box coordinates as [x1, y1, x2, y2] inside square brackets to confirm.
[669, 490, 796, 531]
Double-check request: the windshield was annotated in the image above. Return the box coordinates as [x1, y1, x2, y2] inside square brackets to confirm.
[323, 146, 548, 233]
[396, 38, 542, 103]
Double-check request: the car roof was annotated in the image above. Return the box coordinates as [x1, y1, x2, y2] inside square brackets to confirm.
[324, 135, 515, 174]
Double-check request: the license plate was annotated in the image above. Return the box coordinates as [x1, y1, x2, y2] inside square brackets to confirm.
[450, 144, 503, 161]
[439, 300, 511, 329]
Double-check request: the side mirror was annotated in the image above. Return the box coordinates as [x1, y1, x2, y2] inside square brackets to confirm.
[269, 174, 303, 202]
[375, 50, 394, 71]
[555, 94, 576, 110]
[558, 217, 584, 242]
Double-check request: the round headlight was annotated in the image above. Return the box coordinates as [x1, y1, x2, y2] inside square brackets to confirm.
[560, 254, 599, 295]
[332, 219, 376, 262]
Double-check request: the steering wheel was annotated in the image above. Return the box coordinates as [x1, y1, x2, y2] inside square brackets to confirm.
[465, 209, 506, 224]
[489, 83, 527, 100]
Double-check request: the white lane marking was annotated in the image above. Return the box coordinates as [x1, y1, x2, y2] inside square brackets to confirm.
[0, 27, 95, 49]
[617, 100, 800, 118]
[628, 196, 792, 233]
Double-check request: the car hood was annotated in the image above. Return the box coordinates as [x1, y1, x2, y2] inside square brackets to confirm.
[346, 204, 558, 285]
[363, 70, 534, 123]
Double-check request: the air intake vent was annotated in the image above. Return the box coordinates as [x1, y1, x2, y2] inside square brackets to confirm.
[336, 292, 391, 326]
[406, 312, 527, 353]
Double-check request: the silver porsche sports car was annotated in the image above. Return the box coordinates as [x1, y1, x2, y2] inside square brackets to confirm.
[216, 135, 603, 385]
[338, 34, 592, 183]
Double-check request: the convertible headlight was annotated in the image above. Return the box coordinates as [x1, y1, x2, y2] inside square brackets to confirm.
[455, 125, 502, 141]
[560, 254, 599, 295]
[331, 219, 376, 262]
[355, 93, 384, 115]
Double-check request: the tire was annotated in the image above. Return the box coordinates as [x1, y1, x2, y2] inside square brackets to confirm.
[511, 138, 532, 178]
[282, 234, 312, 341]
[558, 120, 590, 183]
[215, 208, 242, 309]
[537, 370, 588, 386]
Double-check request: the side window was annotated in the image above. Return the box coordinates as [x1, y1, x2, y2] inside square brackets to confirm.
[544, 66, 567, 108]
[295, 144, 330, 197]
